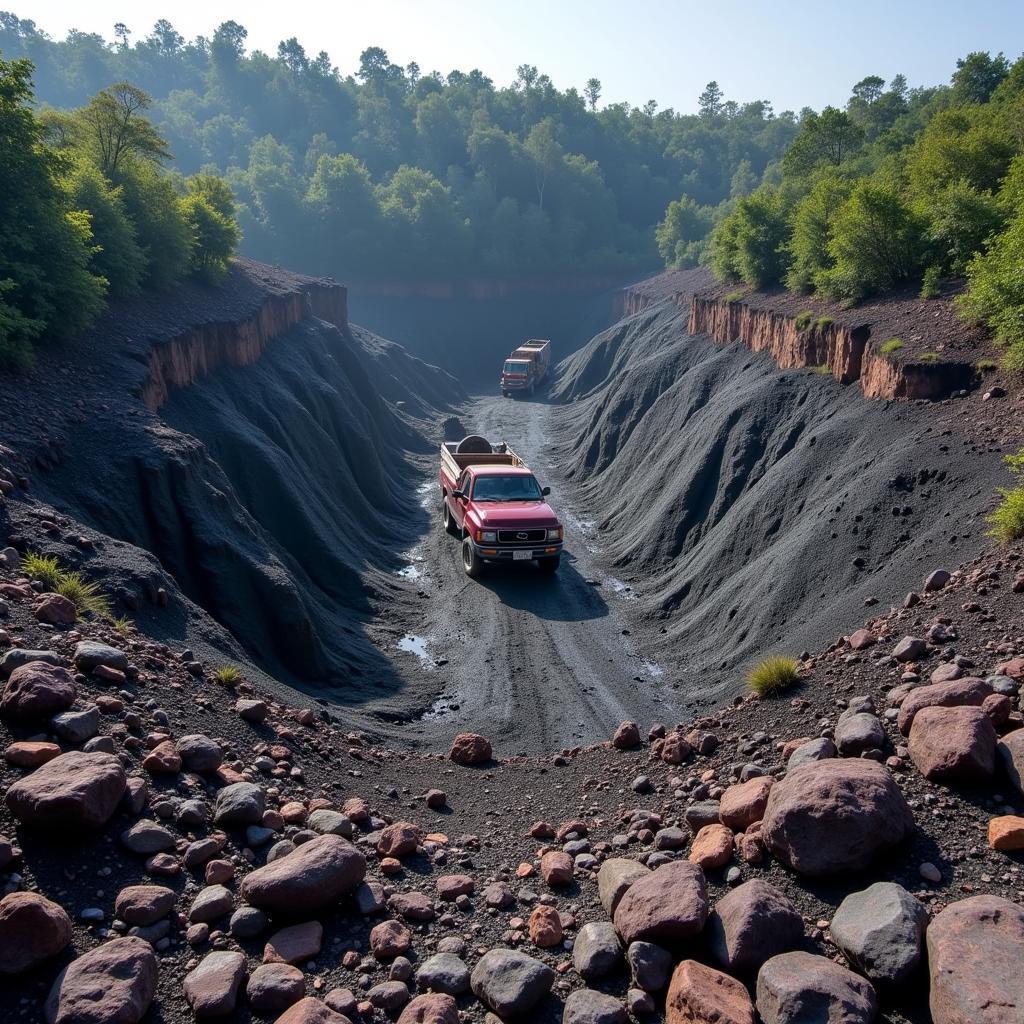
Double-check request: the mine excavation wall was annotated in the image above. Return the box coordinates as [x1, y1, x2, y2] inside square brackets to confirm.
[616, 283, 975, 402]
[142, 281, 349, 410]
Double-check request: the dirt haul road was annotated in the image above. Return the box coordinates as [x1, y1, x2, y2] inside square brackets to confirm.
[380, 393, 681, 755]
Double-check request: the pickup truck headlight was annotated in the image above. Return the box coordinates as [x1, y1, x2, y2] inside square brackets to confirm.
[475, 530, 497, 543]
[547, 527, 563, 541]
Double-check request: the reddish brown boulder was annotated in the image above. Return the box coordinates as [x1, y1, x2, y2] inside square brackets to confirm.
[240, 834, 365, 914]
[47, 936, 157, 1024]
[32, 593, 76, 625]
[613, 861, 708, 944]
[246, 963, 306, 1012]
[849, 629, 876, 651]
[927, 895, 1024, 1023]
[183, 950, 248, 1017]
[719, 777, 774, 831]
[688, 824, 733, 870]
[988, 815, 1024, 851]
[142, 740, 181, 775]
[896, 678, 991, 734]
[667, 960, 755, 1024]
[398, 993, 459, 1024]
[436, 874, 474, 900]
[370, 919, 412, 959]
[1, 661, 75, 719]
[448, 732, 491, 765]
[761, 759, 914, 877]
[6, 751, 126, 830]
[707, 879, 803, 973]
[5, 740, 61, 767]
[540, 850, 573, 886]
[114, 885, 176, 926]
[908, 705, 996, 782]
[378, 822, 419, 858]
[276, 997, 351, 1024]
[528, 904, 563, 947]
[264, 921, 323, 964]
[661, 732, 693, 765]
[612, 721, 641, 749]
[0, 891, 72, 975]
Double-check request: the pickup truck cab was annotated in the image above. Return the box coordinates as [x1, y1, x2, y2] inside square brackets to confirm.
[439, 436, 563, 578]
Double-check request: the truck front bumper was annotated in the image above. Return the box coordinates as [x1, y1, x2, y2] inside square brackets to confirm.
[468, 538, 563, 563]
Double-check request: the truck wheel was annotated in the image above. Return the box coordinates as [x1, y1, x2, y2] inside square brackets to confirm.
[462, 538, 484, 579]
[539, 555, 560, 574]
[441, 498, 458, 536]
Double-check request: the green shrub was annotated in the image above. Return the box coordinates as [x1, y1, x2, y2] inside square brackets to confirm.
[724, 289, 745, 303]
[21, 551, 62, 589]
[988, 451, 1024, 543]
[747, 656, 801, 696]
[879, 338, 904, 355]
[918, 351, 940, 363]
[794, 310, 814, 331]
[920, 265, 942, 299]
[55, 572, 110, 617]
[814, 316, 834, 329]
[215, 665, 242, 685]
[710, 187, 792, 288]
[110, 615, 133, 634]
[809, 364, 832, 374]
[976, 358, 998, 372]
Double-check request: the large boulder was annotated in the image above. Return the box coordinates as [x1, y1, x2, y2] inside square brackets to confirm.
[46, 937, 157, 1024]
[719, 777, 773, 832]
[448, 733, 491, 765]
[183, 950, 248, 1017]
[6, 751, 126, 830]
[241, 834, 365, 914]
[612, 861, 708, 945]
[73, 641, 128, 673]
[897, 678, 991, 735]
[214, 782, 265, 826]
[927, 894, 1024, 1023]
[0, 892, 72, 975]
[1, 661, 75, 719]
[830, 882, 926, 985]
[706, 879, 803, 973]
[761, 759, 914, 876]
[470, 948, 554, 1016]
[597, 858, 649, 917]
[573, 922, 622, 981]
[998, 728, 1024, 794]
[908, 705, 996, 782]
[667, 960, 756, 1024]
[114, 885, 176, 927]
[756, 951, 877, 1024]
[399, 993, 459, 1024]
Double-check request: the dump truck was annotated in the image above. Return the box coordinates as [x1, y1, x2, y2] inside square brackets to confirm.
[500, 339, 551, 398]
[438, 434, 563, 578]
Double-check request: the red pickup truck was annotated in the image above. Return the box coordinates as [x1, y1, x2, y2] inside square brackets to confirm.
[439, 436, 564, 578]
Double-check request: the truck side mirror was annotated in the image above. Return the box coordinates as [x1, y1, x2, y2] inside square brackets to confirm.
[541, 486, 551, 496]
[452, 489, 465, 500]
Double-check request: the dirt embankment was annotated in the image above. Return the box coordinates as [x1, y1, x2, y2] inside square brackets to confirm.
[0, 259, 463, 698]
[618, 269, 1011, 402]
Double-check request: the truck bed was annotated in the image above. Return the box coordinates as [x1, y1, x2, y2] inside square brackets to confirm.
[440, 441, 525, 482]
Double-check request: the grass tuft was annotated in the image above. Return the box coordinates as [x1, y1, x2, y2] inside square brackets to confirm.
[110, 615, 133, 634]
[976, 359, 997, 373]
[808, 364, 832, 375]
[879, 338, 903, 355]
[988, 451, 1024, 544]
[22, 551, 62, 590]
[215, 665, 242, 686]
[794, 310, 814, 331]
[55, 572, 110, 617]
[724, 289, 745, 303]
[917, 351, 940, 363]
[747, 655, 801, 696]
[814, 316, 834, 330]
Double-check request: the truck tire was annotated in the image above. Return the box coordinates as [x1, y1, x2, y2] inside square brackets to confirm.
[462, 537, 484, 579]
[538, 555, 560, 574]
[441, 497, 458, 536]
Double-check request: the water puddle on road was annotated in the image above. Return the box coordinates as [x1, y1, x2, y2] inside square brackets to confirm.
[606, 577, 637, 600]
[642, 661, 665, 678]
[395, 481, 436, 580]
[397, 634, 432, 666]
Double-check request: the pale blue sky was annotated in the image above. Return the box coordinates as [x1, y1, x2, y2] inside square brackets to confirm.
[18, 0, 1024, 113]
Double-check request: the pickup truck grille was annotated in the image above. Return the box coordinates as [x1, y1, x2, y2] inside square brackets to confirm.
[497, 528, 547, 543]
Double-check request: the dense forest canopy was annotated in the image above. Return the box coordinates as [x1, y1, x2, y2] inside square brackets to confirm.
[0, 12, 798, 279]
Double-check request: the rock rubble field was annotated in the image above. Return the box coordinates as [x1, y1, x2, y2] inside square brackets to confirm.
[1, 543, 1023, 1024]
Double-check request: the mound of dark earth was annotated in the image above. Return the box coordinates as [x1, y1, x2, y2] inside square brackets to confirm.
[0, 260, 462, 699]
[551, 302, 1008, 705]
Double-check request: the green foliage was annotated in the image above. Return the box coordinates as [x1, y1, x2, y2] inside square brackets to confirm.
[119, 162, 193, 289]
[975, 358, 997, 372]
[215, 665, 242, 685]
[75, 82, 172, 177]
[747, 656, 801, 696]
[783, 107, 864, 178]
[818, 180, 927, 299]
[814, 316, 834, 329]
[958, 206, 1024, 368]
[22, 551, 62, 589]
[181, 174, 240, 282]
[656, 196, 712, 269]
[0, 56, 105, 368]
[709, 187, 791, 288]
[110, 615, 133, 634]
[794, 310, 813, 331]
[808, 364, 831, 375]
[917, 351, 940, 363]
[55, 571, 111, 617]
[784, 172, 853, 292]
[952, 52, 1010, 104]
[724, 289, 745, 303]
[987, 450, 1024, 543]
[920, 265, 941, 298]
[879, 338, 904, 354]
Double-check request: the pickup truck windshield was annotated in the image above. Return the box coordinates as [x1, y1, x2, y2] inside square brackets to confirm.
[503, 361, 530, 374]
[472, 474, 543, 501]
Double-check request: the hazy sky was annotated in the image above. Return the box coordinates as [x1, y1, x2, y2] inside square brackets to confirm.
[18, 1, 1024, 114]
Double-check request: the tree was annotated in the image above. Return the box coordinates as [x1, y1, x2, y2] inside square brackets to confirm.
[952, 51, 1010, 104]
[0, 56, 105, 366]
[76, 82, 172, 177]
[584, 78, 601, 111]
[515, 64, 539, 91]
[113, 22, 130, 50]
[729, 159, 757, 199]
[698, 81, 724, 120]
[850, 75, 885, 105]
[211, 21, 247, 67]
[919, 181, 1004, 275]
[181, 174, 241, 281]
[656, 195, 712, 268]
[277, 38, 309, 75]
[118, 161, 192, 288]
[783, 107, 864, 177]
[820, 180, 927, 299]
[784, 171, 852, 292]
[524, 118, 561, 211]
